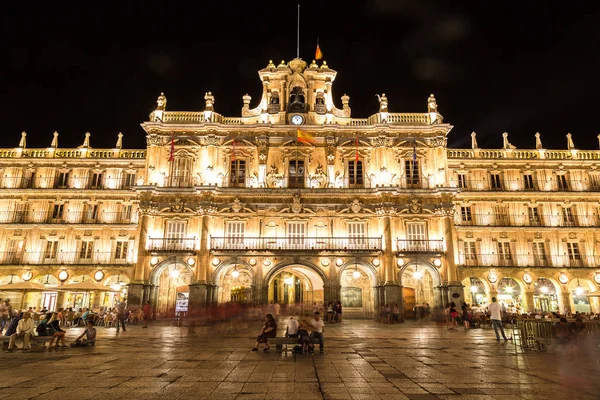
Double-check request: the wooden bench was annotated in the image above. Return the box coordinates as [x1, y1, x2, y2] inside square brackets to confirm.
[270, 336, 322, 353]
[1, 335, 54, 350]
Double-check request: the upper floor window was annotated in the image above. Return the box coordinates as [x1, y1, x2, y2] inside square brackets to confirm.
[114, 241, 128, 260]
[170, 157, 193, 187]
[348, 221, 366, 246]
[463, 241, 477, 260]
[226, 221, 245, 245]
[165, 221, 186, 239]
[55, 171, 70, 188]
[288, 159, 305, 189]
[286, 221, 306, 246]
[528, 206, 540, 226]
[566, 242, 581, 261]
[51, 204, 64, 220]
[497, 241, 512, 260]
[557, 174, 568, 191]
[490, 173, 502, 190]
[523, 174, 534, 190]
[90, 172, 103, 189]
[460, 206, 472, 223]
[230, 160, 246, 188]
[79, 241, 94, 259]
[494, 205, 508, 225]
[532, 242, 547, 263]
[457, 174, 467, 189]
[44, 241, 59, 260]
[405, 159, 419, 186]
[119, 204, 132, 222]
[562, 207, 575, 226]
[124, 172, 136, 188]
[83, 204, 98, 223]
[348, 160, 364, 188]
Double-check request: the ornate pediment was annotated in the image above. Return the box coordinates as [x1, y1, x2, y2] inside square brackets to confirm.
[280, 194, 314, 214]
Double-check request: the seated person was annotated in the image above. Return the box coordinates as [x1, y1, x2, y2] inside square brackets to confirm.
[6, 312, 34, 352]
[48, 312, 67, 348]
[310, 312, 325, 354]
[252, 314, 277, 352]
[71, 320, 97, 347]
[285, 316, 299, 338]
[297, 315, 313, 353]
[4, 312, 23, 337]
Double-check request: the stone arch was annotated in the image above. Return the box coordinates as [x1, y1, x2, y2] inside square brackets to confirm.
[213, 258, 254, 286]
[149, 256, 193, 286]
[150, 257, 194, 317]
[398, 261, 442, 317]
[264, 260, 327, 308]
[567, 277, 599, 314]
[265, 260, 327, 286]
[213, 258, 255, 304]
[338, 261, 378, 318]
[338, 260, 379, 286]
[398, 261, 442, 287]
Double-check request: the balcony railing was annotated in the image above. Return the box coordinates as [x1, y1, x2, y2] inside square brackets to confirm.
[147, 238, 197, 252]
[455, 214, 600, 228]
[396, 239, 444, 253]
[0, 176, 138, 190]
[0, 211, 137, 225]
[210, 237, 382, 252]
[0, 251, 133, 265]
[448, 178, 600, 192]
[457, 253, 598, 268]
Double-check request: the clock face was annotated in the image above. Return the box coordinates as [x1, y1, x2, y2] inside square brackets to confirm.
[291, 114, 304, 125]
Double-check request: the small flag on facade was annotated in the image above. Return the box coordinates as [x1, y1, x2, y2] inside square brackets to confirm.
[169, 133, 175, 162]
[315, 39, 323, 60]
[297, 129, 315, 145]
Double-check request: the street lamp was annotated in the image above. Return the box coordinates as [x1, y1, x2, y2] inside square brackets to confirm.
[575, 279, 585, 296]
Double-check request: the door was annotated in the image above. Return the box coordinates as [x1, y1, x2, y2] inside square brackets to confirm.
[403, 287, 416, 319]
[42, 292, 57, 312]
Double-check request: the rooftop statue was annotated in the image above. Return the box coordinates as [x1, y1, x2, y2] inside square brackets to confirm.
[427, 94, 438, 113]
[375, 93, 388, 112]
[156, 92, 167, 110]
[204, 92, 215, 111]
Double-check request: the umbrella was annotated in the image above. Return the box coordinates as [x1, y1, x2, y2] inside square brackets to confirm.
[584, 291, 600, 297]
[59, 281, 120, 292]
[0, 281, 60, 309]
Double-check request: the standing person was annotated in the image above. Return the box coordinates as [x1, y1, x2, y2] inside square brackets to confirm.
[336, 301, 343, 323]
[310, 312, 325, 353]
[273, 302, 281, 322]
[392, 303, 400, 323]
[326, 302, 334, 323]
[462, 302, 471, 331]
[489, 297, 510, 341]
[252, 314, 277, 352]
[116, 300, 127, 333]
[142, 300, 151, 328]
[0, 299, 8, 334]
[449, 302, 458, 330]
[6, 312, 34, 352]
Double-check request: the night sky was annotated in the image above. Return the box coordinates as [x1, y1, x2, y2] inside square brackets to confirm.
[3, 1, 600, 150]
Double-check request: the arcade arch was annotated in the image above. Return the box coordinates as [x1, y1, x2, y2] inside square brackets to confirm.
[398, 261, 441, 319]
[338, 262, 378, 318]
[150, 260, 193, 317]
[214, 261, 254, 303]
[265, 262, 325, 311]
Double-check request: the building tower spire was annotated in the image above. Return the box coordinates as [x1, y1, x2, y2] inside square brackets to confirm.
[296, 3, 300, 59]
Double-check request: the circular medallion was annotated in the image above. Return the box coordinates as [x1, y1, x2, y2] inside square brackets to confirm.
[523, 272, 533, 284]
[558, 273, 569, 284]
[22, 270, 33, 282]
[594, 272, 600, 284]
[487, 272, 498, 283]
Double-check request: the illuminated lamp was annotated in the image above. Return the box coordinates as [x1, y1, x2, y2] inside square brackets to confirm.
[150, 256, 159, 265]
[433, 258, 442, 267]
[212, 257, 220, 266]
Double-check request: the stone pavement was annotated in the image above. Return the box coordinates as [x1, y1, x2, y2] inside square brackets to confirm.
[0, 319, 598, 400]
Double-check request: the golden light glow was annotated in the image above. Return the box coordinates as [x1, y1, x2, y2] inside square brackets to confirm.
[372, 258, 380, 267]
[212, 257, 220, 266]
[396, 258, 405, 267]
[150, 256, 159, 265]
[187, 257, 195, 266]
[22, 270, 33, 281]
[58, 270, 69, 281]
[94, 270, 105, 281]
[433, 258, 442, 267]
[335, 258, 343, 267]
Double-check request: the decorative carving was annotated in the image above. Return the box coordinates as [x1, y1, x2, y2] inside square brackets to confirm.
[146, 135, 164, 146]
[49, 230, 57, 236]
[84, 230, 92, 236]
[266, 164, 283, 188]
[231, 198, 244, 213]
[568, 232, 577, 239]
[350, 199, 362, 214]
[156, 92, 167, 110]
[466, 231, 473, 238]
[309, 163, 328, 188]
[325, 137, 337, 165]
[13, 229, 22, 236]
[376, 206, 398, 216]
[375, 93, 388, 112]
[534, 232, 542, 239]
[257, 136, 268, 165]
[500, 232, 508, 238]
[371, 136, 391, 148]
[170, 197, 184, 212]
[291, 194, 303, 214]
[427, 94, 438, 113]
[408, 198, 422, 214]
[315, 92, 326, 114]
[204, 135, 221, 146]
[428, 137, 446, 148]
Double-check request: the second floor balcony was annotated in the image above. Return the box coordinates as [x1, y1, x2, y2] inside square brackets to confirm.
[0, 211, 137, 225]
[457, 253, 598, 268]
[210, 236, 382, 252]
[396, 239, 445, 253]
[147, 238, 197, 252]
[0, 251, 133, 266]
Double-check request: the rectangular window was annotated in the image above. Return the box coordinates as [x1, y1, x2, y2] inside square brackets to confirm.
[460, 206, 472, 223]
[79, 241, 94, 259]
[286, 221, 306, 246]
[226, 221, 245, 245]
[165, 221, 187, 250]
[523, 174, 534, 190]
[44, 241, 58, 260]
[288, 159, 305, 188]
[120, 204, 132, 222]
[55, 171, 70, 188]
[91, 172, 103, 189]
[124, 172, 136, 188]
[348, 221, 366, 247]
[115, 241, 128, 260]
[52, 204, 64, 220]
[557, 174, 568, 191]
[405, 159, 419, 186]
[457, 174, 467, 189]
[406, 222, 427, 251]
[171, 158, 193, 187]
[230, 160, 246, 187]
[562, 207, 574, 226]
[590, 174, 600, 190]
[463, 241, 477, 260]
[528, 207, 540, 226]
[348, 161, 364, 187]
[497, 241, 511, 260]
[533, 242, 547, 264]
[567, 242, 581, 261]
[83, 204, 98, 223]
[15, 203, 28, 223]
[490, 174, 502, 190]
[494, 205, 508, 226]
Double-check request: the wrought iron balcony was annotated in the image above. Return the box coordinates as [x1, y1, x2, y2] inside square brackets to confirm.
[210, 237, 382, 252]
[147, 238, 197, 252]
[0, 251, 133, 265]
[396, 239, 445, 253]
[0, 211, 136, 225]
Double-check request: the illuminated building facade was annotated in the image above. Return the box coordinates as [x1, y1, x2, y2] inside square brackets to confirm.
[1, 57, 599, 318]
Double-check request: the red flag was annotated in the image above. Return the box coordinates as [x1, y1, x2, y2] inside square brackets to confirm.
[169, 133, 174, 162]
[315, 41, 323, 60]
[355, 137, 359, 162]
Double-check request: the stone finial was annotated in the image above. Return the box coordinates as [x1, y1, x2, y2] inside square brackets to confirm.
[18, 131, 26, 149]
[535, 132, 543, 150]
[115, 132, 123, 149]
[81, 132, 91, 148]
[309, 60, 318, 68]
[376, 93, 388, 112]
[242, 93, 251, 107]
[597, 133, 600, 149]
[277, 60, 286, 68]
[341, 94, 350, 107]
[502, 132, 516, 149]
[156, 92, 167, 110]
[267, 59, 276, 69]
[204, 92, 215, 111]
[51, 131, 59, 148]
[427, 94, 438, 113]
[320, 61, 328, 69]
[471, 132, 478, 149]
[566, 133, 575, 150]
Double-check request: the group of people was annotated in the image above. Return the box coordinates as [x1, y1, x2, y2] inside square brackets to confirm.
[252, 310, 328, 354]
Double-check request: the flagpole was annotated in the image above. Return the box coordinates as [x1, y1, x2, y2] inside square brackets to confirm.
[296, 3, 300, 59]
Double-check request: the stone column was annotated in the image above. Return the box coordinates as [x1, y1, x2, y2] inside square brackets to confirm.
[127, 283, 145, 310]
[373, 286, 381, 320]
[559, 292, 571, 314]
[325, 137, 336, 187]
[397, 285, 405, 322]
[133, 213, 150, 282]
[382, 215, 400, 306]
[443, 215, 464, 306]
[524, 291, 535, 313]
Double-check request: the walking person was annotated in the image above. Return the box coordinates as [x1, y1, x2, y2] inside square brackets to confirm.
[116, 300, 127, 332]
[489, 297, 510, 341]
[142, 300, 151, 328]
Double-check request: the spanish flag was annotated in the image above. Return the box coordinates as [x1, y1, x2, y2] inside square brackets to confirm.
[297, 129, 315, 145]
[315, 40, 323, 60]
